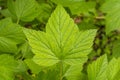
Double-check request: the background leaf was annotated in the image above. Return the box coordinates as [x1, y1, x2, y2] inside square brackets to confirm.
[0, 54, 18, 80]
[87, 55, 108, 80]
[64, 64, 83, 80]
[51, 0, 96, 15]
[101, 0, 120, 33]
[7, 0, 38, 22]
[112, 40, 120, 58]
[107, 58, 120, 80]
[0, 18, 25, 53]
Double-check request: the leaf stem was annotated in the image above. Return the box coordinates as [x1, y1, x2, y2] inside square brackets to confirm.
[60, 61, 63, 80]
[95, 16, 105, 20]
[17, 18, 20, 24]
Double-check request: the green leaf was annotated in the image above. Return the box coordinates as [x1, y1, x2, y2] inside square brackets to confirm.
[0, 18, 25, 53]
[87, 55, 108, 80]
[51, 0, 85, 6]
[64, 64, 83, 80]
[112, 40, 120, 58]
[51, 0, 96, 15]
[25, 59, 42, 74]
[17, 41, 33, 58]
[15, 60, 27, 72]
[96, 0, 105, 5]
[78, 22, 97, 30]
[87, 55, 120, 80]
[7, 0, 38, 22]
[101, 0, 120, 33]
[37, 0, 47, 3]
[113, 71, 120, 80]
[0, 54, 18, 80]
[78, 73, 88, 80]
[68, 1, 96, 15]
[16, 72, 33, 80]
[24, 5, 96, 66]
[35, 69, 59, 80]
[101, 0, 119, 13]
[107, 58, 120, 80]
[36, 3, 52, 23]
[0, 9, 16, 20]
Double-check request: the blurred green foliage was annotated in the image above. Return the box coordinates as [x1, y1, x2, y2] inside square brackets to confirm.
[0, 0, 120, 80]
